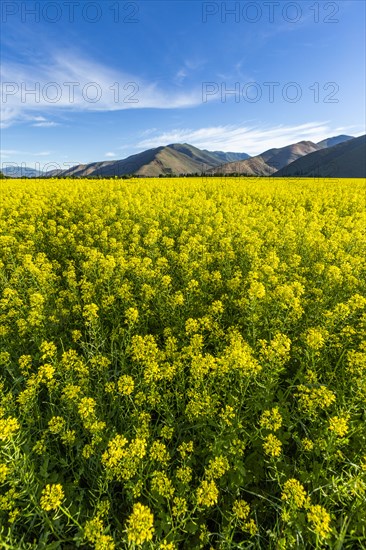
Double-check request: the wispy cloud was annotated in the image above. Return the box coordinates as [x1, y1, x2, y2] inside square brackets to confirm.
[1, 149, 20, 156]
[1, 149, 51, 158]
[1, 49, 205, 127]
[33, 121, 60, 127]
[105, 152, 116, 157]
[174, 68, 188, 84]
[174, 58, 206, 85]
[135, 122, 340, 155]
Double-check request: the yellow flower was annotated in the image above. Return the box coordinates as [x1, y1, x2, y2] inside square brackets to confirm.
[248, 281, 266, 299]
[172, 496, 187, 517]
[159, 541, 176, 550]
[84, 517, 115, 548]
[173, 292, 185, 306]
[132, 480, 143, 498]
[296, 385, 336, 415]
[197, 480, 219, 507]
[305, 328, 326, 351]
[18, 354, 32, 374]
[232, 499, 250, 521]
[263, 434, 282, 457]
[210, 300, 224, 314]
[150, 441, 170, 466]
[151, 471, 175, 499]
[117, 374, 135, 396]
[302, 438, 314, 451]
[0, 464, 10, 483]
[160, 426, 174, 440]
[229, 438, 246, 456]
[61, 384, 82, 402]
[220, 405, 235, 426]
[243, 518, 257, 535]
[260, 333, 292, 365]
[48, 416, 66, 434]
[105, 382, 116, 395]
[219, 333, 262, 377]
[161, 275, 172, 287]
[37, 364, 55, 384]
[260, 407, 282, 431]
[102, 435, 146, 481]
[40, 484, 64, 511]
[78, 397, 97, 419]
[60, 430, 76, 445]
[205, 455, 230, 480]
[281, 479, 307, 508]
[40, 340, 57, 360]
[0, 352, 10, 365]
[185, 318, 199, 334]
[82, 444, 95, 459]
[126, 502, 154, 545]
[328, 415, 350, 437]
[84, 517, 104, 543]
[307, 505, 332, 538]
[33, 438, 46, 455]
[95, 535, 115, 550]
[232, 500, 257, 534]
[125, 307, 139, 325]
[83, 303, 99, 323]
[176, 466, 192, 485]
[178, 440, 194, 459]
[8, 508, 20, 524]
[305, 369, 318, 383]
[96, 502, 110, 521]
[72, 329, 82, 342]
[0, 417, 20, 441]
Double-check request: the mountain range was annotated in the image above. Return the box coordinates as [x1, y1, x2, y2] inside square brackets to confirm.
[1, 166, 44, 178]
[43, 144, 249, 178]
[2, 134, 364, 178]
[206, 135, 356, 176]
[275, 134, 366, 178]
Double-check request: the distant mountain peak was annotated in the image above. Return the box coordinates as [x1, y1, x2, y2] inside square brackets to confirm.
[2, 166, 44, 178]
[317, 135, 354, 149]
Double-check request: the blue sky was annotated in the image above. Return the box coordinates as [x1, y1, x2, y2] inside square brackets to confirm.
[1, 0, 365, 170]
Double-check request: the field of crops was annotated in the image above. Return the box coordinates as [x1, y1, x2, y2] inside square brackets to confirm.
[0, 177, 365, 549]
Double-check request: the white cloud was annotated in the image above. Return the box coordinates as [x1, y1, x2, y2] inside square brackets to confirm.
[105, 152, 116, 157]
[135, 122, 343, 155]
[174, 58, 206, 84]
[175, 69, 187, 83]
[1, 149, 20, 156]
[1, 149, 51, 158]
[1, 49, 205, 127]
[33, 121, 60, 127]
[139, 128, 158, 137]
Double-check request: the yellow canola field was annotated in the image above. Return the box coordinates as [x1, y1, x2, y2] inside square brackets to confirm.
[0, 177, 366, 549]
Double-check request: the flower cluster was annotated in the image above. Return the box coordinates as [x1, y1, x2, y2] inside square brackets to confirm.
[40, 484, 64, 511]
[126, 503, 154, 545]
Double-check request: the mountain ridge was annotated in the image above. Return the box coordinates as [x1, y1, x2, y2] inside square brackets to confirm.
[2, 134, 362, 178]
[206, 140, 322, 176]
[274, 134, 366, 178]
[317, 134, 354, 149]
